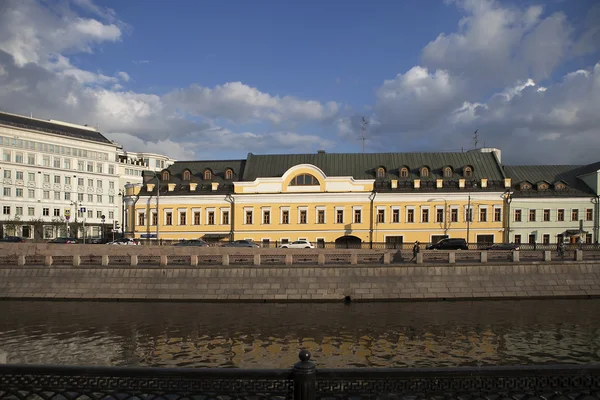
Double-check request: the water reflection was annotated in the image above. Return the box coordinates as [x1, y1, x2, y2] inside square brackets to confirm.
[0, 300, 599, 368]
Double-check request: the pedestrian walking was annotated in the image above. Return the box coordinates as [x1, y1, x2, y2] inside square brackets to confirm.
[557, 241, 565, 258]
[411, 241, 420, 262]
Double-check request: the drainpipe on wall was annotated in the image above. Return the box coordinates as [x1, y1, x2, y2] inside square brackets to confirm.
[369, 191, 376, 249]
[225, 193, 234, 242]
[594, 195, 600, 244]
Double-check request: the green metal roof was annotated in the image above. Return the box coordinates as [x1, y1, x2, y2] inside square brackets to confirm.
[503, 165, 594, 197]
[163, 159, 246, 184]
[242, 151, 505, 181]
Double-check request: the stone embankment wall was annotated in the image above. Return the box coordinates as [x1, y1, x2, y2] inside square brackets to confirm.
[0, 244, 598, 301]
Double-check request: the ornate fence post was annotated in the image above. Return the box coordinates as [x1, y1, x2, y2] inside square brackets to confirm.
[293, 349, 316, 400]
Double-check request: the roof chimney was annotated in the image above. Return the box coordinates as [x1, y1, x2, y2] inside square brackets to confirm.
[317, 150, 326, 154]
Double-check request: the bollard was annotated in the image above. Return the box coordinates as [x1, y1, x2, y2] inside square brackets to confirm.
[293, 349, 316, 400]
[254, 254, 261, 266]
[575, 249, 583, 261]
[190, 255, 198, 266]
[285, 254, 293, 265]
[101, 255, 109, 266]
[448, 251, 456, 264]
[416, 253, 423, 264]
[44, 255, 53, 267]
[130, 254, 138, 267]
[222, 254, 229, 266]
[17, 255, 25, 266]
[544, 251, 551, 262]
[350, 253, 358, 265]
[160, 255, 168, 267]
[72, 255, 81, 267]
[480, 251, 488, 263]
[383, 252, 391, 264]
[512, 250, 520, 263]
[317, 253, 325, 265]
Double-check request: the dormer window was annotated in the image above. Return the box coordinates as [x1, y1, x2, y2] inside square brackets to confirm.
[162, 171, 169, 181]
[400, 167, 409, 178]
[537, 183, 548, 190]
[204, 170, 212, 180]
[183, 170, 191, 181]
[290, 174, 319, 186]
[463, 166, 473, 177]
[225, 169, 233, 180]
[443, 167, 453, 178]
[520, 182, 532, 190]
[376, 167, 385, 178]
[420, 167, 429, 178]
[555, 182, 566, 190]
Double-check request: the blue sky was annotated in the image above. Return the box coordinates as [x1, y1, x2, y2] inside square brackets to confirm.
[1, 0, 599, 163]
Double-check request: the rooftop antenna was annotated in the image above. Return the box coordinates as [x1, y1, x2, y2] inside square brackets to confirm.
[472, 129, 479, 149]
[359, 117, 367, 153]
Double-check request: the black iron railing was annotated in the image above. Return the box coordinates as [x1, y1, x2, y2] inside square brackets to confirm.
[1, 350, 599, 400]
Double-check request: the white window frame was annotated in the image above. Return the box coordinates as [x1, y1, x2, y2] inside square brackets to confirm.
[406, 206, 415, 223]
[297, 206, 308, 224]
[261, 207, 272, 225]
[352, 206, 363, 224]
[205, 207, 216, 225]
[464, 205, 474, 222]
[391, 206, 400, 223]
[220, 208, 230, 225]
[177, 208, 188, 226]
[335, 206, 345, 224]
[376, 206, 386, 224]
[316, 206, 326, 224]
[243, 207, 254, 225]
[280, 206, 290, 224]
[478, 205, 488, 222]
[420, 206, 430, 223]
[164, 208, 174, 226]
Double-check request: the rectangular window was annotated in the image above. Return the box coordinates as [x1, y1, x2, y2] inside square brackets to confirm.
[2, 206, 10, 215]
[299, 210, 307, 224]
[222, 210, 229, 225]
[78, 193, 83, 201]
[28, 189, 35, 198]
[543, 209, 550, 222]
[27, 154, 35, 165]
[586, 208, 593, 221]
[53, 208, 60, 217]
[28, 207, 35, 216]
[16, 171, 23, 180]
[54, 191, 60, 200]
[392, 209, 400, 223]
[494, 208, 502, 222]
[3, 187, 10, 196]
[64, 177, 71, 185]
[558, 209, 565, 221]
[138, 213, 145, 226]
[77, 178, 84, 186]
[180, 212, 186, 225]
[377, 209, 385, 223]
[78, 161, 84, 171]
[466, 208, 473, 222]
[15, 153, 23, 163]
[208, 211, 215, 225]
[53, 158, 60, 168]
[64, 159, 71, 169]
[263, 210, 271, 224]
[97, 180, 102, 188]
[54, 175, 60, 184]
[479, 208, 487, 222]
[407, 209, 415, 223]
[422, 209, 429, 223]
[109, 195, 114, 204]
[514, 234, 521, 244]
[3, 151, 11, 162]
[42, 156, 50, 166]
[435, 208, 444, 223]
[15, 207, 23, 215]
[87, 163, 93, 172]
[108, 211, 114, 219]
[108, 165, 115, 175]
[336, 209, 344, 224]
[3, 170, 10, 179]
[28, 172, 35, 182]
[16, 188, 23, 197]
[317, 209, 325, 224]
[96, 164, 103, 173]
[514, 209, 522, 222]
[88, 179, 93, 187]
[43, 174, 50, 183]
[245, 210, 253, 224]
[572, 209, 579, 221]
[88, 210, 93, 218]
[43, 208, 49, 216]
[528, 234, 536, 244]
[96, 211, 102, 218]
[529, 209, 536, 222]
[97, 195, 102, 203]
[152, 213, 157, 226]
[166, 212, 173, 225]
[43, 190, 49, 199]
[194, 212, 200, 225]
[64, 192, 71, 200]
[543, 234, 550, 244]
[282, 210, 289, 224]
[354, 209, 361, 223]
[109, 182, 115, 189]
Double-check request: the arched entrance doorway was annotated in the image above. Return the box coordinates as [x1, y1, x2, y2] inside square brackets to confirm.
[335, 235, 362, 249]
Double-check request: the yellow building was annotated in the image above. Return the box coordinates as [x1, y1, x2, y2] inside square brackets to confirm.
[128, 149, 509, 246]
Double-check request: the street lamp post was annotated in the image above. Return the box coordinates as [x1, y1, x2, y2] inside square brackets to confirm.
[427, 198, 449, 236]
[225, 193, 234, 242]
[147, 171, 160, 244]
[466, 183, 478, 246]
[503, 189, 514, 244]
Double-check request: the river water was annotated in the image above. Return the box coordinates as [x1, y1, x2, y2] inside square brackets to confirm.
[0, 299, 599, 368]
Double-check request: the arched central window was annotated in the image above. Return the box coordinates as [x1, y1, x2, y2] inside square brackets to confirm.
[290, 174, 320, 186]
[225, 169, 233, 180]
[162, 171, 169, 181]
[376, 167, 385, 178]
[463, 166, 473, 177]
[420, 167, 429, 177]
[204, 170, 212, 180]
[183, 170, 191, 180]
[400, 167, 409, 178]
[443, 167, 453, 178]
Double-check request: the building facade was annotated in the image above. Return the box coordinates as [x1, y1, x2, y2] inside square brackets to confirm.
[129, 149, 511, 246]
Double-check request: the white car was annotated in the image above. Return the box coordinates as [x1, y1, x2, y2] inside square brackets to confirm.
[107, 238, 139, 245]
[280, 240, 315, 249]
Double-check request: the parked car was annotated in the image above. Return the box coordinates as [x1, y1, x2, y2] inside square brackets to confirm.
[173, 239, 209, 247]
[89, 237, 109, 244]
[481, 243, 520, 251]
[107, 238, 139, 245]
[47, 237, 78, 244]
[426, 238, 468, 250]
[223, 240, 259, 248]
[280, 240, 315, 249]
[1, 236, 25, 243]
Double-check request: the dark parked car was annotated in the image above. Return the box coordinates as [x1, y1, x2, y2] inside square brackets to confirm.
[223, 240, 259, 248]
[107, 238, 139, 245]
[173, 239, 209, 247]
[481, 243, 520, 251]
[426, 238, 468, 250]
[47, 237, 78, 244]
[1, 236, 25, 243]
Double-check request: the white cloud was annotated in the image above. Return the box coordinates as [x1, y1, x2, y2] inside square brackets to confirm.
[117, 71, 130, 82]
[165, 81, 340, 125]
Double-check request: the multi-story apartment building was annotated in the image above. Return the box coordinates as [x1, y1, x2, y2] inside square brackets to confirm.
[128, 149, 510, 246]
[504, 165, 600, 245]
[0, 111, 120, 240]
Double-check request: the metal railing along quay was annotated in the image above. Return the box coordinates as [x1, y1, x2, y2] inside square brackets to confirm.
[0, 350, 599, 400]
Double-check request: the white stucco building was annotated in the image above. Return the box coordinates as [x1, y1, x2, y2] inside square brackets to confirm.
[0, 111, 173, 241]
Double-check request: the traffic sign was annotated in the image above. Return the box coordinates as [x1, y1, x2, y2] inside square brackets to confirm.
[65, 216, 70, 221]
[80, 207, 86, 213]
[64, 208, 71, 217]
